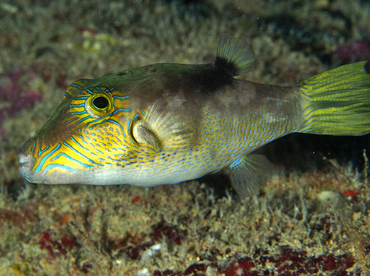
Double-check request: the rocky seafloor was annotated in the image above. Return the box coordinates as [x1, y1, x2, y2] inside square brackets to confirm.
[0, 0, 370, 275]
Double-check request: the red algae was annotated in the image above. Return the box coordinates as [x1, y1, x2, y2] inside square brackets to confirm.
[131, 195, 143, 204]
[0, 207, 38, 230]
[38, 231, 80, 262]
[81, 262, 93, 274]
[60, 235, 79, 250]
[183, 263, 207, 275]
[38, 232, 67, 260]
[122, 221, 189, 260]
[125, 241, 154, 260]
[162, 269, 181, 276]
[343, 189, 359, 201]
[150, 221, 188, 245]
[334, 40, 370, 63]
[0, 68, 43, 126]
[153, 246, 361, 276]
[223, 257, 256, 276]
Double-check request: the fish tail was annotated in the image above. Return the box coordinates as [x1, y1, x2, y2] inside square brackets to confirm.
[298, 61, 370, 136]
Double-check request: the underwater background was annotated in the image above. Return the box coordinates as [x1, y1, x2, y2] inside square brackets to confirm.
[0, 0, 369, 275]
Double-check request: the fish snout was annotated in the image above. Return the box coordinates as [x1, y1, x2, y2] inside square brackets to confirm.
[18, 137, 42, 183]
[18, 152, 35, 180]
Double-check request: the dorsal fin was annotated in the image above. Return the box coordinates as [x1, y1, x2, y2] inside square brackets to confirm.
[215, 36, 255, 76]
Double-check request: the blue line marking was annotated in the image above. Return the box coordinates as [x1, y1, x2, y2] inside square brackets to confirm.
[43, 164, 79, 174]
[85, 89, 95, 95]
[35, 143, 61, 173]
[38, 142, 49, 155]
[63, 142, 103, 167]
[70, 137, 89, 151]
[70, 103, 85, 108]
[127, 119, 131, 135]
[85, 108, 129, 128]
[31, 141, 36, 152]
[51, 152, 94, 168]
[96, 129, 103, 135]
[112, 95, 129, 100]
[75, 116, 91, 125]
[114, 108, 132, 113]
[70, 111, 86, 115]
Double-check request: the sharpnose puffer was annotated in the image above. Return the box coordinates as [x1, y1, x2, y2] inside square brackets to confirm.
[19, 37, 370, 198]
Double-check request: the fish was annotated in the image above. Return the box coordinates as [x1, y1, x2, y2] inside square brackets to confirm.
[18, 37, 370, 198]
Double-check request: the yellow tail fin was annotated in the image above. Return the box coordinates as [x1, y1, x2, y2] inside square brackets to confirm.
[298, 61, 370, 136]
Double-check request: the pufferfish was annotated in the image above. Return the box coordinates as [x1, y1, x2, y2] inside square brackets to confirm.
[19, 37, 370, 198]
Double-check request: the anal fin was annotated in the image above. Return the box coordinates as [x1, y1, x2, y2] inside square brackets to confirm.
[229, 154, 272, 199]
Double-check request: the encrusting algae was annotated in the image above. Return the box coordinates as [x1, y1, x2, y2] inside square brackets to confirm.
[19, 37, 370, 198]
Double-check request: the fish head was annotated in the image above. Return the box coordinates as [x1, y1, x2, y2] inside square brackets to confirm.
[18, 80, 157, 185]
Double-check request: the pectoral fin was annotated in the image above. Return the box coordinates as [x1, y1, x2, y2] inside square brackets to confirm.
[144, 96, 194, 151]
[229, 154, 272, 198]
[132, 120, 162, 152]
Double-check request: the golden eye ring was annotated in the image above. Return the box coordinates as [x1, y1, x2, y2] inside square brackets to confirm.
[86, 94, 114, 118]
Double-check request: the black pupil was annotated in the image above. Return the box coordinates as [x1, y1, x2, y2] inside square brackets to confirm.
[93, 96, 109, 109]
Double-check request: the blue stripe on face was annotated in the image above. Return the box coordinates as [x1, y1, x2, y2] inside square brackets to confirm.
[63, 142, 104, 167]
[43, 163, 80, 174]
[65, 118, 78, 125]
[85, 111, 115, 126]
[126, 118, 136, 144]
[31, 141, 36, 153]
[84, 106, 130, 128]
[70, 111, 87, 115]
[114, 108, 132, 113]
[85, 89, 95, 95]
[70, 103, 85, 108]
[127, 119, 131, 135]
[38, 141, 49, 155]
[34, 143, 61, 173]
[112, 95, 129, 100]
[75, 116, 91, 125]
[50, 152, 94, 168]
[76, 96, 89, 100]
[70, 137, 90, 151]
[106, 119, 125, 137]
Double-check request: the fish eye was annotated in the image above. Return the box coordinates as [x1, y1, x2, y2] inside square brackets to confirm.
[93, 96, 109, 109]
[86, 93, 114, 118]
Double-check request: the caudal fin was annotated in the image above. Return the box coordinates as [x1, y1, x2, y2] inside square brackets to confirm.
[298, 61, 370, 136]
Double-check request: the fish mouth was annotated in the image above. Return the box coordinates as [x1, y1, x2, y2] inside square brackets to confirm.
[19, 151, 84, 185]
[18, 153, 43, 184]
[19, 153, 33, 178]
[19, 153, 32, 167]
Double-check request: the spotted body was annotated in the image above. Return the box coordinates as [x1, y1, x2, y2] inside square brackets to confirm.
[19, 37, 370, 197]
